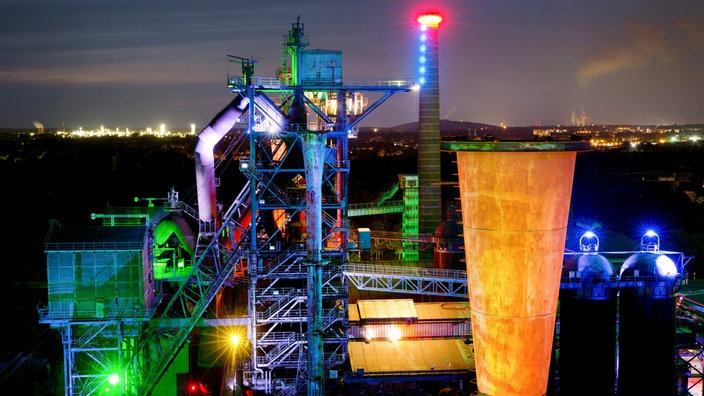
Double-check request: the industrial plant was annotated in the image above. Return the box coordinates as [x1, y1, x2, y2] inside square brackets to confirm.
[35, 14, 703, 396]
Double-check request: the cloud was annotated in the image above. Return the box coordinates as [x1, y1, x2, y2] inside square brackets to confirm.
[577, 19, 673, 87]
[0, 60, 221, 85]
[676, 16, 704, 47]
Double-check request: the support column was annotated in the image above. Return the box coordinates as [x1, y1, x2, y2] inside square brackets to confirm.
[442, 141, 589, 396]
[302, 131, 327, 396]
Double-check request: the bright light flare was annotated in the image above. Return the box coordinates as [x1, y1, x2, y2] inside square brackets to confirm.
[364, 327, 374, 342]
[388, 326, 402, 343]
[641, 230, 660, 252]
[108, 373, 120, 385]
[579, 231, 599, 253]
[417, 13, 443, 28]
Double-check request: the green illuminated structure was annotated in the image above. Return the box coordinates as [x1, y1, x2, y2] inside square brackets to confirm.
[40, 216, 190, 395]
[347, 175, 421, 261]
[399, 175, 419, 261]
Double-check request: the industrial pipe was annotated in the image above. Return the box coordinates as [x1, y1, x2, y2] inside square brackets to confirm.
[195, 94, 249, 224]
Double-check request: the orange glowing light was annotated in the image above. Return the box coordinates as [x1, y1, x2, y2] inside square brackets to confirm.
[417, 13, 442, 28]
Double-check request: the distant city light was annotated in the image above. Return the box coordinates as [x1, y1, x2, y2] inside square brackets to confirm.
[50, 123, 199, 139]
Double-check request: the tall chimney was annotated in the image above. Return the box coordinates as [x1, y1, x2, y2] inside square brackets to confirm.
[442, 140, 589, 396]
[417, 13, 442, 235]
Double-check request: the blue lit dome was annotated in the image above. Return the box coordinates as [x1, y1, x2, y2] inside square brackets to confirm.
[562, 231, 615, 281]
[619, 253, 679, 281]
[563, 254, 614, 281]
[619, 230, 679, 281]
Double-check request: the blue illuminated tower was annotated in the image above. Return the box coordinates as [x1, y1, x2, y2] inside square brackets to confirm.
[417, 13, 443, 235]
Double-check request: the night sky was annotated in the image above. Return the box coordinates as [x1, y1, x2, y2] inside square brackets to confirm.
[1, 0, 703, 129]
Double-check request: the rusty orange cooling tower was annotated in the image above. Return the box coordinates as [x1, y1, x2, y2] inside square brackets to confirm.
[441, 141, 589, 396]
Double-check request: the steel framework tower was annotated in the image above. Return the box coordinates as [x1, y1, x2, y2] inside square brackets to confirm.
[225, 18, 416, 395]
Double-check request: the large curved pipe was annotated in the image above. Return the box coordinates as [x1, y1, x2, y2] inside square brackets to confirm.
[154, 214, 196, 257]
[195, 94, 249, 223]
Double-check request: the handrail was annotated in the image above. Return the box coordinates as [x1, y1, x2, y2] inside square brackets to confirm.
[44, 241, 144, 251]
[344, 263, 466, 281]
[227, 76, 416, 89]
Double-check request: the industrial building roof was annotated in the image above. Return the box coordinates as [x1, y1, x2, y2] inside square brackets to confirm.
[348, 339, 474, 374]
[355, 299, 417, 321]
[415, 301, 471, 321]
[349, 300, 471, 322]
[44, 225, 146, 250]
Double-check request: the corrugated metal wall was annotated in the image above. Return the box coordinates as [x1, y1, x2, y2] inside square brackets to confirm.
[47, 249, 146, 319]
[349, 321, 471, 340]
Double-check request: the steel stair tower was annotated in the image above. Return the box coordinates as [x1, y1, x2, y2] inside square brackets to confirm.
[225, 17, 416, 395]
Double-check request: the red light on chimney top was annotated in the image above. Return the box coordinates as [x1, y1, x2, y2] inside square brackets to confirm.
[417, 13, 443, 28]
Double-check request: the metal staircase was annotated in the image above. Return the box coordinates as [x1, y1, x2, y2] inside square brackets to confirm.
[127, 186, 253, 394]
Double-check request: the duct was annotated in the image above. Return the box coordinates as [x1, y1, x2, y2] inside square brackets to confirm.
[154, 215, 196, 257]
[195, 94, 249, 223]
[251, 94, 286, 133]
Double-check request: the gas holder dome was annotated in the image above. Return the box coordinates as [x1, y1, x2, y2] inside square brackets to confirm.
[562, 253, 615, 281]
[619, 253, 679, 281]
[619, 230, 679, 281]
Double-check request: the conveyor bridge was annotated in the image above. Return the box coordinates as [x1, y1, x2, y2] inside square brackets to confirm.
[343, 263, 468, 298]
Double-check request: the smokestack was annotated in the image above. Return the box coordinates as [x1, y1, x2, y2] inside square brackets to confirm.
[442, 140, 589, 396]
[417, 13, 442, 235]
